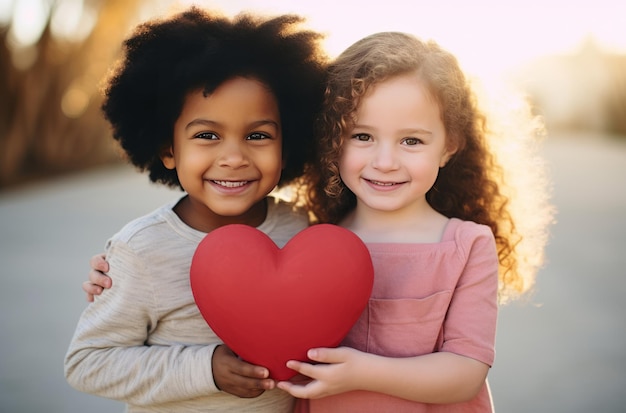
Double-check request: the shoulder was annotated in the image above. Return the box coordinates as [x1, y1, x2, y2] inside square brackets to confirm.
[447, 218, 497, 260]
[107, 200, 180, 247]
[448, 218, 494, 242]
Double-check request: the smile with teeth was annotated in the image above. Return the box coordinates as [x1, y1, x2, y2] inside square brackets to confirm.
[212, 180, 249, 188]
[366, 178, 401, 186]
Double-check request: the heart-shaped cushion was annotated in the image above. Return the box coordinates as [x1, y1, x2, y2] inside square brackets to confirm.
[190, 223, 374, 380]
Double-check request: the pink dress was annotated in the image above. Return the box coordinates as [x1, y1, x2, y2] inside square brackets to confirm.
[298, 218, 499, 412]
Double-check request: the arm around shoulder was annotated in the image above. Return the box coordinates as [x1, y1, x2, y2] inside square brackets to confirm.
[65, 240, 222, 405]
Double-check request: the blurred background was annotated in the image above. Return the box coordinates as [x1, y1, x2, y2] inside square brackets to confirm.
[1, 0, 625, 188]
[1, 0, 625, 412]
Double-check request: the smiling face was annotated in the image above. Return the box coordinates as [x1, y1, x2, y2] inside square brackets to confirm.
[338, 72, 455, 219]
[161, 76, 283, 231]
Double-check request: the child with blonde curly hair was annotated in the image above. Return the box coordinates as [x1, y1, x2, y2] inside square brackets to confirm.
[277, 31, 552, 412]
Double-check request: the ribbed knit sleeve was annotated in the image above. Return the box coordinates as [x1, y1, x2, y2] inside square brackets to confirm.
[64, 238, 220, 405]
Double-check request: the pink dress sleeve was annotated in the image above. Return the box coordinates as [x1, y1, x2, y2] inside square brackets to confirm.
[440, 221, 499, 366]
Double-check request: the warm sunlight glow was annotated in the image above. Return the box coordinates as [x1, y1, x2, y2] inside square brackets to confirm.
[8, 0, 49, 47]
[164, 0, 625, 83]
[61, 86, 90, 118]
[0, 0, 13, 26]
[50, 0, 98, 43]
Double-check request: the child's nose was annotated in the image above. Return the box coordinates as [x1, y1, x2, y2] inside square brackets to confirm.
[218, 140, 249, 167]
[372, 144, 399, 171]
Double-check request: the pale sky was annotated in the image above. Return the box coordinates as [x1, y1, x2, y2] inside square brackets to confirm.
[172, 0, 626, 79]
[3, 0, 624, 80]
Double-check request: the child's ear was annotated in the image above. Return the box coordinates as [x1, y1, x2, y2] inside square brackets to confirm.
[440, 144, 458, 168]
[439, 152, 453, 168]
[160, 146, 176, 170]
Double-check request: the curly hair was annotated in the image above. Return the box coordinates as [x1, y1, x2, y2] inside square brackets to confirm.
[101, 7, 327, 189]
[305, 32, 553, 302]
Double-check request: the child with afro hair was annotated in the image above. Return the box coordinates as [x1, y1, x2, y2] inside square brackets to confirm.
[65, 7, 327, 412]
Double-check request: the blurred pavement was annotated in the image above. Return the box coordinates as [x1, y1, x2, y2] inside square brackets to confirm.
[1, 134, 625, 412]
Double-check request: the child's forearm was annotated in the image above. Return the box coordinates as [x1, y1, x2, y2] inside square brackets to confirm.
[357, 351, 489, 404]
[65, 343, 220, 404]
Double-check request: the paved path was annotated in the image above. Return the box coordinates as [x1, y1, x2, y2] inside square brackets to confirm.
[1, 134, 625, 412]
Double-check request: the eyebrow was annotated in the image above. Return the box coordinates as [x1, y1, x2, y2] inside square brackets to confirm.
[185, 119, 280, 130]
[352, 124, 433, 135]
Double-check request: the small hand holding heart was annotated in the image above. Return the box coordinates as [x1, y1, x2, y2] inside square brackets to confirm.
[190, 224, 374, 380]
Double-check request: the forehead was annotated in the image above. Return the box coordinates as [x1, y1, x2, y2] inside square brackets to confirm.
[180, 77, 280, 121]
[207, 76, 277, 106]
[356, 74, 440, 119]
[365, 72, 432, 99]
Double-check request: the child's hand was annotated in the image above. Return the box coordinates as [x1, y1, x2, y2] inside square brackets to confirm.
[277, 346, 364, 399]
[83, 253, 112, 302]
[212, 345, 276, 398]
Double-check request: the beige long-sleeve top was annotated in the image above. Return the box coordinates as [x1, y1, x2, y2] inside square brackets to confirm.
[65, 196, 308, 412]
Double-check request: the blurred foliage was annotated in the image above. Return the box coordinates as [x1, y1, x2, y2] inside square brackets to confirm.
[0, 0, 144, 189]
[514, 39, 626, 138]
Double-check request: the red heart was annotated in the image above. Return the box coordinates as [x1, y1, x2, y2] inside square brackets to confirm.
[190, 223, 374, 380]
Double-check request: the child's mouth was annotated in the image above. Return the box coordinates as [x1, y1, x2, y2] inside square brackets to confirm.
[212, 180, 249, 188]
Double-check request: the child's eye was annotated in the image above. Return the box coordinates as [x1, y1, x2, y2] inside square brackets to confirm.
[352, 133, 372, 142]
[402, 137, 422, 146]
[194, 132, 218, 140]
[247, 132, 271, 140]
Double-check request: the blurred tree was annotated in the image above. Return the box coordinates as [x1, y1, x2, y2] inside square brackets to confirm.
[512, 38, 626, 138]
[0, 0, 145, 188]
[605, 55, 626, 136]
